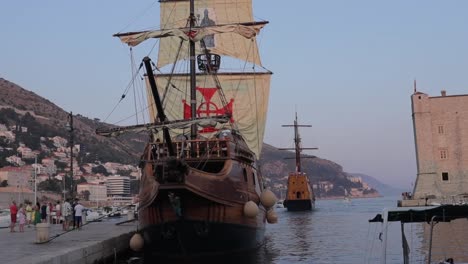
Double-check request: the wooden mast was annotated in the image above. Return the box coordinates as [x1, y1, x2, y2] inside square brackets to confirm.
[189, 0, 197, 140]
[142, 56, 175, 156]
[279, 112, 317, 172]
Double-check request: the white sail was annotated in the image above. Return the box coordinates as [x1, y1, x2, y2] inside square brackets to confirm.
[157, 0, 263, 68]
[145, 73, 271, 157]
[115, 0, 265, 68]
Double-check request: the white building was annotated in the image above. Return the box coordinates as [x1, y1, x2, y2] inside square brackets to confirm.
[106, 175, 130, 197]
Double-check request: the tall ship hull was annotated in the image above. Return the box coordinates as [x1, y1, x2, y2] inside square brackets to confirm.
[97, 0, 277, 257]
[283, 173, 315, 212]
[137, 138, 270, 257]
[283, 200, 313, 211]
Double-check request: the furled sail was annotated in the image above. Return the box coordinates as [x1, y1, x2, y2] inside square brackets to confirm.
[115, 22, 266, 48]
[145, 73, 271, 157]
[158, 0, 263, 68]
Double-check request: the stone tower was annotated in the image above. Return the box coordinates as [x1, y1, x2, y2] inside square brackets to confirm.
[411, 90, 468, 199]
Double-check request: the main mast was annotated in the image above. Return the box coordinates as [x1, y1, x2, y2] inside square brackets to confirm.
[280, 113, 318, 172]
[189, 0, 197, 140]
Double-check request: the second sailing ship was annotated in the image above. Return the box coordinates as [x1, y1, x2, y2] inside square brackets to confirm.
[280, 113, 316, 211]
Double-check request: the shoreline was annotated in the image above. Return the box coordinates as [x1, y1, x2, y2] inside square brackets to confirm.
[316, 193, 382, 200]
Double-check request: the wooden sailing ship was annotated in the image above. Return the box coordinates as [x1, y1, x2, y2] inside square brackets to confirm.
[96, 0, 277, 258]
[280, 113, 316, 211]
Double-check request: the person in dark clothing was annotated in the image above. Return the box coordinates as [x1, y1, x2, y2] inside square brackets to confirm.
[72, 199, 77, 229]
[40, 204, 47, 223]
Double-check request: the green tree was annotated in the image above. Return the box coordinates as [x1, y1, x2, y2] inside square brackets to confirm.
[0, 108, 19, 126]
[76, 176, 87, 184]
[116, 169, 132, 176]
[0, 180, 8, 187]
[80, 190, 91, 201]
[38, 178, 62, 193]
[55, 161, 68, 171]
[92, 165, 109, 176]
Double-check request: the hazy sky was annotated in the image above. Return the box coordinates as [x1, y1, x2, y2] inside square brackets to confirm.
[2, 1, 468, 189]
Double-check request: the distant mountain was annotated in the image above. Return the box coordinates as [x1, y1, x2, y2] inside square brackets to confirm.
[350, 173, 404, 197]
[259, 144, 380, 198]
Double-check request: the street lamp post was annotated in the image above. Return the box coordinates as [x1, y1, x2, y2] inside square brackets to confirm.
[34, 155, 37, 205]
[66, 111, 74, 199]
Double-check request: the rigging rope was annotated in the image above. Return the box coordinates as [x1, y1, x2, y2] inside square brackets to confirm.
[130, 48, 140, 124]
[116, 0, 158, 34]
[102, 62, 143, 124]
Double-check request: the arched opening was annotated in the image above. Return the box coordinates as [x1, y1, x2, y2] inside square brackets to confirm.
[296, 192, 301, 199]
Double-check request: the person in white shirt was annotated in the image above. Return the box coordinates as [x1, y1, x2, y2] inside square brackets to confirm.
[74, 200, 85, 230]
[62, 199, 72, 231]
[55, 201, 61, 225]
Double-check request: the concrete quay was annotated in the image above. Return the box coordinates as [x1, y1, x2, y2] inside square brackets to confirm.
[0, 218, 138, 264]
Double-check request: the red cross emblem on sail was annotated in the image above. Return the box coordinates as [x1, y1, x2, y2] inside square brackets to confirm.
[185, 30, 199, 39]
[183, 87, 234, 133]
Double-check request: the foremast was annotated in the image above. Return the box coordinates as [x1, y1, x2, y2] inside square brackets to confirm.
[142, 57, 175, 156]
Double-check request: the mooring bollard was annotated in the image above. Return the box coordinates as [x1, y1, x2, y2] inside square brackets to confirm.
[127, 210, 135, 221]
[35, 223, 50, 243]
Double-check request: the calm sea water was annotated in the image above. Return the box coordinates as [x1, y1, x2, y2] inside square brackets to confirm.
[122, 196, 428, 264]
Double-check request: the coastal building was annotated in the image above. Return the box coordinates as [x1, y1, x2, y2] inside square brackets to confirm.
[0, 166, 31, 188]
[106, 175, 131, 197]
[0, 187, 34, 208]
[411, 89, 468, 200]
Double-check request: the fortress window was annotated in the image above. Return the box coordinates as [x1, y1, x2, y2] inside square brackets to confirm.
[438, 125, 444, 134]
[252, 172, 256, 185]
[440, 150, 448, 160]
[243, 168, 247, 182]
[442, 172, 449, 181]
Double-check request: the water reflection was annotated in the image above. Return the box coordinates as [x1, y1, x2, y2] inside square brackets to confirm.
[133, 233, 278, 264]
[281, 211, 313, 261]
[118, 197, 430, 264]
[138, 244, 277, 264]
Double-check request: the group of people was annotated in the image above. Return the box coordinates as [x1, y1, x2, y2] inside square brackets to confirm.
[59, 198, 85, 231]
[9, 198, 86, 233]
[9, 200, 46, 232]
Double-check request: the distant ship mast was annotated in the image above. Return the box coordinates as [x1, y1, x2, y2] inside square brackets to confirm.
[279, 112, 318, 172]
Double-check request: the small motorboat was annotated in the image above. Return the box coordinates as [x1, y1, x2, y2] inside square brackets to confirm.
[276, 200, 285, 208]
[0, 209, 11, 228]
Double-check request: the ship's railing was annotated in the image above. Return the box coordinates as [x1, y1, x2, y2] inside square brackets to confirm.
[150, 139, 230, 160]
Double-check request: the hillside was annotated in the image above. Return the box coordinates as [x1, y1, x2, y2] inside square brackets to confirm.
[350, 173, 405, 197]
[259, 144, 380, 198]
[0, 78, 146, 164]
[0, 78, 381, 198]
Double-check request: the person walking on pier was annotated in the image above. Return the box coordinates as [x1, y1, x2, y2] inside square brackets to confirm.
[25, 202, 32, 227]
[9, 201, 17, 232]
[74, 200, 85, 230]
[17, 204, 25, 232]
[46, 202, 52, 224]
[40, 203, 47, 223]
[55, 201, 61, 225]
[72, 199, 77, 229]
[34, 203, 41, 226]
[62, 199, 72, 231]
